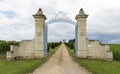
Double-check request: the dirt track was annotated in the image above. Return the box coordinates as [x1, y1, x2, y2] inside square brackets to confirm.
[32, 44, 91, 74]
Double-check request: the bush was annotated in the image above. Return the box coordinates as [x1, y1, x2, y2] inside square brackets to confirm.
[65, 39, 75, 49]
[48, 42, 61, 50]
[0, 40, 19, 53]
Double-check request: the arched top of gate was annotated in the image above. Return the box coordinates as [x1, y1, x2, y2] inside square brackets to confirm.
[45, 11, 76, 26]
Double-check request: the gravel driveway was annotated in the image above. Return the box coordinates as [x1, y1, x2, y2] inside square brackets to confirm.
[32, 44, 91, 74]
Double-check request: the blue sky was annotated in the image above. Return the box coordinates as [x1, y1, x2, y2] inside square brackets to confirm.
[0, 0, 120, 44]
[0, 11, 16, 18]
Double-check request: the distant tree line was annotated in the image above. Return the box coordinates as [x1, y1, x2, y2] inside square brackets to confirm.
[65, 39, 75, 49]
[0, 40, 19, 53]
[47, 42, 62, 51]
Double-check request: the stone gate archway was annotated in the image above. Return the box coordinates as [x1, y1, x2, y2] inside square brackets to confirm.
[7, 8, 113, 61]
[44, 11, 78, 57]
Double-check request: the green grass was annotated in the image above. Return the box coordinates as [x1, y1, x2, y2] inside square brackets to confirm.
[0, 53, 6, 59]
[0, 46, 60, 74]
[75, 59, 120, 74]
[47, 46, 60, 58]
[66, 46, 75, 57]
[0, 59, 45, 74]
[110, 44, 120, 60]
[66, 45, 120, 74]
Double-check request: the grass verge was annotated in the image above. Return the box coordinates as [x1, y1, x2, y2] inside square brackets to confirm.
[66, 46, 120, 74]
[0, 46, 60, 74]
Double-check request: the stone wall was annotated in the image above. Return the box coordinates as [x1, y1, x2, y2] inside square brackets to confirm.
[13, 40, 35, 59]
[77, 39, 113, 61]
[86, 40, 113, 61]
[7, 39, 36, 60]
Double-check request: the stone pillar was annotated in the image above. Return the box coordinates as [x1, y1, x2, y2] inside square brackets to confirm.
[33, 8, 47, 58]
[75, 8, 88, 58]
[6, 45, 14, 61]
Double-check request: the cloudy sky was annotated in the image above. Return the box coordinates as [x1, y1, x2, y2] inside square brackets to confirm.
[0, 0, 120, 44]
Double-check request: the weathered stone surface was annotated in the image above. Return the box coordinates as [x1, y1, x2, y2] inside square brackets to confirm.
[6, 51, 13, 60]
[6, 8, 46, 60]
[76, 8, 113, 61]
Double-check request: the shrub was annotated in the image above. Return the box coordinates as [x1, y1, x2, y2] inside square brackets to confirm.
[0, 40, 19, 53]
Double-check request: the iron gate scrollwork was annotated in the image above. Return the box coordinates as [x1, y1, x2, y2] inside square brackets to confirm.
[44, 11, 78, 57]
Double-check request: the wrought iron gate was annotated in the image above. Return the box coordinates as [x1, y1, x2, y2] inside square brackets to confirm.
[44, 11, 78, 57]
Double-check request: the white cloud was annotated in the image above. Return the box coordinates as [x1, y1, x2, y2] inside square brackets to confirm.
[0, 0, 120, 43]
[48, 23, 75, 42]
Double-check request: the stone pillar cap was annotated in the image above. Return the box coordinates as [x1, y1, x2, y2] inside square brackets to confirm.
[33, 8, 47, 20]
[75, 8, 88, 20]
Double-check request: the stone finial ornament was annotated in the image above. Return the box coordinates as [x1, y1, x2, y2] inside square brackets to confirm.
[75, 8, 88, 20]
[36, 8, 43, 15]
[33, 8, 47, 20]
